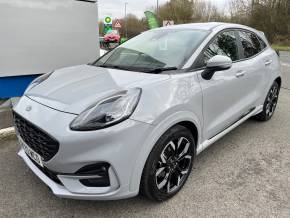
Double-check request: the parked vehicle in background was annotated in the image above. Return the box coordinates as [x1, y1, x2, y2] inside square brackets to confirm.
[104, 29, 121, 43]
[100, 37, 119, 51]
[13, 23, 282, 201]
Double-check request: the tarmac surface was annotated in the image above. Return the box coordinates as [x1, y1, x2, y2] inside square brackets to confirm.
[280, 51, 290, 89]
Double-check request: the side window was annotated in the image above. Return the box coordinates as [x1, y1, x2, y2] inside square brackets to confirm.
[258, 37, 267, 50]
[238, 31, 262, 58]
[202, 31, 239, 66]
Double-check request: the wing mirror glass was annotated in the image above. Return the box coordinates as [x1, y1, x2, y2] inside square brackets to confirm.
[201, 55, 233, 80]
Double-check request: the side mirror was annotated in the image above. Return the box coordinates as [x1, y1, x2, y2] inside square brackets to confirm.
[201, 55, 233, 80]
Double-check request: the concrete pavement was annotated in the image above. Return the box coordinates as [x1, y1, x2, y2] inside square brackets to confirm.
[280, 52, 290, 89]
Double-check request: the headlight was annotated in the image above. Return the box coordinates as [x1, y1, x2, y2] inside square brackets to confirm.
[70, 88, 142, 131]
[25, 72, 53, 93]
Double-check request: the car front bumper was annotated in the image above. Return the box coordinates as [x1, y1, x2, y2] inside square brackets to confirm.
[14, 96, 154, 200]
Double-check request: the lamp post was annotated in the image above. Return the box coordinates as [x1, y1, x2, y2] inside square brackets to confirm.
[156, 0, 159, 18]
[124, 2, 128, 39]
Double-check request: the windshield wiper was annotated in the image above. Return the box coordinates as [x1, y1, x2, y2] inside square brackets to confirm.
[95, 64, 114, 68]
[95, 64, 178, 73]
[96, 64, 139, 72]
[145, 67, 178, 74]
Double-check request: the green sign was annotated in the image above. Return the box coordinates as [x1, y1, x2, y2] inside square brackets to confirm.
[104, 25, 112, 35]
[103, 16, 113, 35]
[104, 16, 112, 25]
[144, 11, 159, 29]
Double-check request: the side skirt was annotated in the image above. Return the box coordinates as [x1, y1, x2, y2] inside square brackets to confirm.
[196, 105, 263, 155]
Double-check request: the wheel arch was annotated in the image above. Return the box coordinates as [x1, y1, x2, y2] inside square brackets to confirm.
[275, 76, 282, 88]
[177, 121, 199, 146]
[129, 111, 202, 193]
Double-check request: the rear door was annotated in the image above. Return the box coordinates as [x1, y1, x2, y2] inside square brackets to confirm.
[196, 30, 253, 140]
[236, 30, 269, 108]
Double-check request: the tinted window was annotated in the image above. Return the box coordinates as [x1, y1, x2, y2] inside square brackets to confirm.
[202, 31, 239, 67]
[239, 31, 262, 58]
[258, 37, 267, 50]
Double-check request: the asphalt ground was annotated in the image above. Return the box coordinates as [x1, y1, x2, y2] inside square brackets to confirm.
[0, 53, 290, 217]
[280, 51, 290, 89]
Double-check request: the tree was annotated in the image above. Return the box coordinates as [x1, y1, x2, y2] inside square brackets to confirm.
[98, 0, 290, 44]
[158, 0, 194, 24]
[117, 14, 147, 38]
[157, 0, 227, 25]
[230, 0, 290, 43]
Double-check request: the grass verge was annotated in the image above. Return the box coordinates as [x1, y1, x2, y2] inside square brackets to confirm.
[272, 44, 290, 52]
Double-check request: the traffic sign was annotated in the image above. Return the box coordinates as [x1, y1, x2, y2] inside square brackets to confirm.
[114, 19, 122, 28]
[104, 16, 112, 25]
[163, 20, 174, 27]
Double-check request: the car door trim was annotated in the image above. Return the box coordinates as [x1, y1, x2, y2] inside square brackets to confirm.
[196, 105, 263, 155]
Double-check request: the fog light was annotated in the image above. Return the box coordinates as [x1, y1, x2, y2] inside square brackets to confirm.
[80, 178, 110, 187]
[76, 162, 110, 187]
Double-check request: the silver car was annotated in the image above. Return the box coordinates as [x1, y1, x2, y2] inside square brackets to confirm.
[13, 23, 282, 201]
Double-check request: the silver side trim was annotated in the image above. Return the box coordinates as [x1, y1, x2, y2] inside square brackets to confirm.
[197, 105, 263, 155]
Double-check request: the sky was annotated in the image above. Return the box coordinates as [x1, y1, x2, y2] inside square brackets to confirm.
[98, 0, 228, 20]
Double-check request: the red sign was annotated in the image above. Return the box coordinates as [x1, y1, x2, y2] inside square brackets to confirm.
[114, 19, 122, 28]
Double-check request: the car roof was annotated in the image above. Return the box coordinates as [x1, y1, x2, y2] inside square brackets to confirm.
[159, 22, 259, 32]
[159, 22, 224, 31]
[157, 22, 266, 41]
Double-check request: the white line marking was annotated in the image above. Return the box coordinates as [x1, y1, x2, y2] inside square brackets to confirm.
[281, 62, 290, 67]
[0, 127, 15, 139]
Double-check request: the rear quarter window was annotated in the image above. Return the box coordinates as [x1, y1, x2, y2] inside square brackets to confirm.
[258, 37, 267, 50]
[238, 31, 263, 58]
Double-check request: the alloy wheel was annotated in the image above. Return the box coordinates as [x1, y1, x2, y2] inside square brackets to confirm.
[265, 84, 279, 118]
[155, 137, 193, 194]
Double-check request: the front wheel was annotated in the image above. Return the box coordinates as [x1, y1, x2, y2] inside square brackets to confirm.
[253, 81, 280, 121]
[140, 125, 195, 201]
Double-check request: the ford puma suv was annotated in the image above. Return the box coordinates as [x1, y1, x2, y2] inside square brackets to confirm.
[13, 23, 282, 201]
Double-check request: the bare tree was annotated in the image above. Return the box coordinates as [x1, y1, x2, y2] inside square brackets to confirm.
[230, 0, 290, 43]
[99, 0, 290, 44]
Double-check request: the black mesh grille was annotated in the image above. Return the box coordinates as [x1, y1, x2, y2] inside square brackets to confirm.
[13, 112, 59, 162]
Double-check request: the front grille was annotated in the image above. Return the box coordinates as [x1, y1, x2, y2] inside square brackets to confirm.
[13, 112, 59, 162]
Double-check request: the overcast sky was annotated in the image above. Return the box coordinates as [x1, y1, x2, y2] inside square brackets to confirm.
[98, 0, 228, 20]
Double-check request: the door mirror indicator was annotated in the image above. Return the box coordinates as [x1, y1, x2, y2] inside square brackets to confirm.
[202, 55, 233, 80]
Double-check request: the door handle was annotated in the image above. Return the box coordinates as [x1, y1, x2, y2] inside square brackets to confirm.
[236, 71, 245, 78]
[265, 60, 272, 66]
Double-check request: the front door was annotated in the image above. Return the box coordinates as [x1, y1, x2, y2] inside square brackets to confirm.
[197, 30, 252, 140]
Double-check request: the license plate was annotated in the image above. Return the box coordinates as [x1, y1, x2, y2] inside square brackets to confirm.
[19, 138, 44, 167]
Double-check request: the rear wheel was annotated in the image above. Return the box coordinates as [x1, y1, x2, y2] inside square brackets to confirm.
[140, 125, 195, 201]
[253, 81, 280, 121]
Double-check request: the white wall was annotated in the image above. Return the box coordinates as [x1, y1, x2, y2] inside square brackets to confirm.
[0, 0, 99, 77]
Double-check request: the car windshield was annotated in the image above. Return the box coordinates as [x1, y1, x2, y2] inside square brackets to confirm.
[94, 29, 209, 73]
[107, 30, 119, 35]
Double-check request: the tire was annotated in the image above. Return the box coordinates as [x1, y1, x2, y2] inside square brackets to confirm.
[253, 81, 280, 121]
[140, 125, 195, 201]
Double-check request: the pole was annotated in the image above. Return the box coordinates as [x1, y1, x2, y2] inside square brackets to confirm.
[156, 0, 159, 18]
[125, 2, 128, 39]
